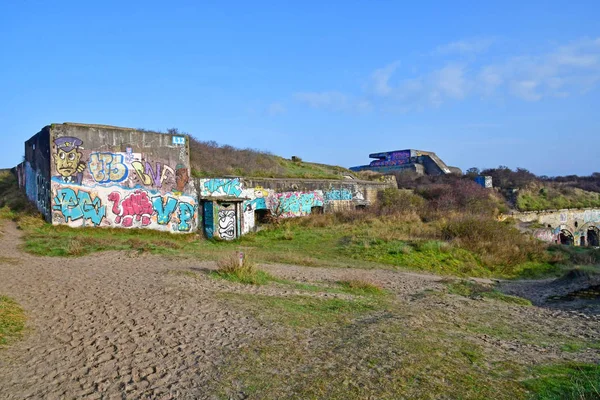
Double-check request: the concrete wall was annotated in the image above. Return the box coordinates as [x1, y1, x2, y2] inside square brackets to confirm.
[25, 123, 198, 232]
[350, 149, 455, 176]
[508, 208, 600, 246]
[197, 177, 394, 239]
[18, 127, 52, 220]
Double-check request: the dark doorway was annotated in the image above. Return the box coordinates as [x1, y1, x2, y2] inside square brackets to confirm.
[580, 236, 586, 247]
[588, 228, 599, 247]
[311, 206, 324, 214]
[559, 230, 574, 246]
[254, 209, 272, 224]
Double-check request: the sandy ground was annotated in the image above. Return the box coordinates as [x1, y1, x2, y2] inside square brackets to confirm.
[0, 222, 446, 399]
[0, 221, 598, 399]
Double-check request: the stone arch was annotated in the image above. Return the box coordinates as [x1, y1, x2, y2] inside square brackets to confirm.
[587, 226, 599, 247]
[559, 229, 574, 246]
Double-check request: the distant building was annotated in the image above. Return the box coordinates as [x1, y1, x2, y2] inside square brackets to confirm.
[350, 149, 461, 176]
[474, 176, 493, 188]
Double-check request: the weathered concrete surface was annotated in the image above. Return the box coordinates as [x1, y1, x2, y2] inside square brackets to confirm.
[508, 208, 600, 246]
[197, 177, 395, 239]
[19, 123, 198, 233]
[350, 149, 460, 176]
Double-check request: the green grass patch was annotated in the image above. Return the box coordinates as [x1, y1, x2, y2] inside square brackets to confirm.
[522, 363, 600, 399]
[447, 280, 532, 306]
[517, 186, 600, 212]
[212, 301, 527, 399]
[336, 279, 387, 296]
[0, 295, 26, 347]
[210, 269, 277, 285]
[219, 293, 382, 328]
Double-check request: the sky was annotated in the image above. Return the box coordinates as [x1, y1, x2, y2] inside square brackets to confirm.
[1, 1, 599, 176]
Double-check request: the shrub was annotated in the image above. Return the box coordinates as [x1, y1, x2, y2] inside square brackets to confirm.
[377, 188, 425, 215]
[442, 216, 549, 275]
[213, 252, 273, 285]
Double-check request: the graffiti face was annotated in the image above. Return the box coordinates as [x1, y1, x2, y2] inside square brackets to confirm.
[175, 165, 189, 192]
[218, 210, 236, 240]
[56, 149, 82, 177]
[54, 137, 85, 183]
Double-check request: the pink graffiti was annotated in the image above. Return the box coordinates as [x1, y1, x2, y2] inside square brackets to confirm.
[533, 229, 557, 243]
[108, 190, 154, 227]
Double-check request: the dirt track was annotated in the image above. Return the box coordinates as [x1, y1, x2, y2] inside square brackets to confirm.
[0, 222, 444, 399]
[1, 221, 599, 399]
[0, 222, 269, 399]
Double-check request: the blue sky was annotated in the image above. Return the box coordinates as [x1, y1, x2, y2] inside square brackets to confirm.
[1, 1, 599, 176]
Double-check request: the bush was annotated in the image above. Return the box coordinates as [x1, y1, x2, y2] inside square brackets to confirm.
[213, 252, 273, 285]
[416, 180, 504, 217]
[442, 216, 549, 275]
[377, 188, 425, 215]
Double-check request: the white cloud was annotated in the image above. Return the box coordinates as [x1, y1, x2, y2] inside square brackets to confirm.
[435, 38, 495, 55]
[295, 36, 600, 112]
[293, 91, 371, 112]
[369, 61, 400, 96]
[432, 64, 468, 99]
[266, 102, 286, 116]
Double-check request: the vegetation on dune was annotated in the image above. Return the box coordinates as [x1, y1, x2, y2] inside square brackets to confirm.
[523, 363, 600, 400]
[2, 167, 599, 279]
[517, 185, 600, 211]
[0, 295, 26, 347]
[399, 165, 600, 212]
[181, 128, 355, 180]
[209, 279, 599, 399]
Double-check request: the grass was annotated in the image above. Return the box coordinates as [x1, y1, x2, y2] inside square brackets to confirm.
[522, 363, 600, 399]
[210, 252, 281, 285]
[0, 295, 26, 347]
[213, 294, 525, 399]
[336, 279, 387, 296]
[517, 185, 600, 212]
[219, 293, 382, 328]
[446, 280, 533, 306]
[211, 280, 600, 399]
[13, 212, 566, 280]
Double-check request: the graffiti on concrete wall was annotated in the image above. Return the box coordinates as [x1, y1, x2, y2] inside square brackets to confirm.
[201, 178, 242, 197]
[533, 228, 557, 243]
[53, 187, 106, 226]
[175, 164, 190, 193]
[24, 162, 50, 216]
[269, 191, 324, 218]
[218, 209, 236, 240]
[151, 194, 196, 232]
[108, 190, 153, 227]
[53, 137, 86, 184]
[131, 161, 175, 189]
[37, 174, 50, 216]
[324, 188, 352, 201]
[88, 152, 129, 184]
[370, 150, 411, 167]
[584, 210, 600, 224]
[48, 134, 197, 233]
